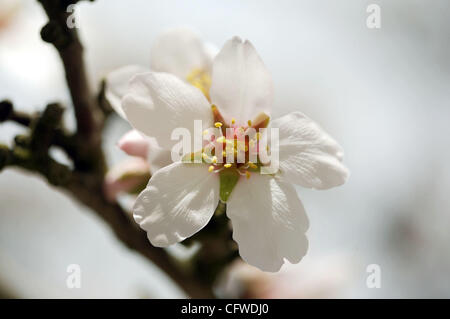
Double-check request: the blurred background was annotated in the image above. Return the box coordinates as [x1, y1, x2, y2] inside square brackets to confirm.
[1, 0, 449, 298]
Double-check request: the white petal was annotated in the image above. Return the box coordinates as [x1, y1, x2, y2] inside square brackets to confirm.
[272, 112, 349, 190]
[104, 65, 150, 118]
[227, 173, 309, 272]
[146, 137, 173, 174]
[134, 162, 219, 247]
[203, 42, 219, 61]
[210, 37, 273, 124]
[150, 27, 214, 79]
[122, 72, 213, 149]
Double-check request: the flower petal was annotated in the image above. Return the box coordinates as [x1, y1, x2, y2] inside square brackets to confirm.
[105, 65, 150, 118]
[133, 162, 219, 247]
[146, 137, 173, 174]
[227, 173, 309, 272]
[210, 37, 273, 124]
[150, 27, 214, 79]
[272, 112, 349, 190]
[122, 72, 213, 149]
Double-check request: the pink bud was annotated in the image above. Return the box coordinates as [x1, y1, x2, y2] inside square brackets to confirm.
[117, 130, 150, 159]
[104, 157, 151, 202]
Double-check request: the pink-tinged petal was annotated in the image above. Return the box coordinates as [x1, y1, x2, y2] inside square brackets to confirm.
[227, 173, 309, 272]
[272, 112, 349, 190]
[104, 157, 150, 202]
[118, 129, 150, 159]
[134, 162, 219, 247]
[118, 130, 173, 172]
[210, 37, 273, 125]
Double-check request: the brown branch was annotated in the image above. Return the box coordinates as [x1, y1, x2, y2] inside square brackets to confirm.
[0, 100, 31, 126]
[64, 172, 215, 298]
[2, 0, 238, 299]
[0, 142, 215, 298]
[38, 0, 101, 141]
[0, 0, 220, 298]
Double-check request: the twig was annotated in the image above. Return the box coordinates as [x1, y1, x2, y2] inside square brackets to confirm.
[0, 0, 217, 298]
[0, 130, 215, 298]
[38, 0, 101, 141]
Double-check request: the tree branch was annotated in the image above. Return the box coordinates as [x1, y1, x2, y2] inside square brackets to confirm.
[38, 0, 101, 141]
[0, 139, 214, 298]
[0, 0, 217, 298]
[1, 0, 239, 298]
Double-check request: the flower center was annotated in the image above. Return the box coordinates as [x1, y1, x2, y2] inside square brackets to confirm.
[205, 106, 270, 202]
[202, 126, 261, 179]
[182, 105, 270, 202]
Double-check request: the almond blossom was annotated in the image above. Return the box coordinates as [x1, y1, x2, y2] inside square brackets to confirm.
[119, 36, 349, 272]
[105, 27, 216, 175]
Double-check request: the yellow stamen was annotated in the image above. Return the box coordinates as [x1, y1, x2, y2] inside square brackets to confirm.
[248, 161, 258, 169]
[186, 68, 211, 100]
[215, 122, 223, 128]
[231, 118, 236, 125]
[247, 120, 252, 126]
[216, 136, 226, 143]
[224, 163, 232, 168]
[208, 165, 214, 172]
[246, 171, 251, 179]
[212, 156, 217, 164]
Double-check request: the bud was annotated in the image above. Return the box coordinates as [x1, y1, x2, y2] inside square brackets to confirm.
[104, 157, 151, 202]
[117, 130, 150, 159]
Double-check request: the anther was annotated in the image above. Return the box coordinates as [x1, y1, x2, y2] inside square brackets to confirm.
[248, 161, 258, 169]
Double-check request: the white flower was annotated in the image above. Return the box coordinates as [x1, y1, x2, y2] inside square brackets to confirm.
[120, 36, 349, 272]
[105, 27, 217, 173]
